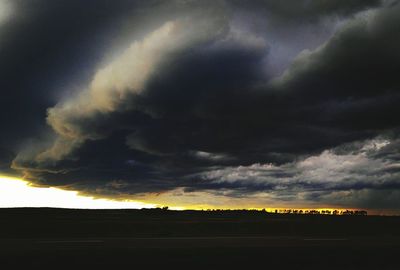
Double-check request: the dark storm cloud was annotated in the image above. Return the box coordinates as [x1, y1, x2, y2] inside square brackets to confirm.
[1, 0, 400, 209]
[0, 0, 147, 159]
[0, 0, 226, 150]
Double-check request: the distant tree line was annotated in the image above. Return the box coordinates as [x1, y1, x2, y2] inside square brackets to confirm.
[272, 209, 367, 215]
[154, 207, 367, 215]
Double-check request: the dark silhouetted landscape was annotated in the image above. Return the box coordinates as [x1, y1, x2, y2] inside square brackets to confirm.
[1, 208, 399, 269]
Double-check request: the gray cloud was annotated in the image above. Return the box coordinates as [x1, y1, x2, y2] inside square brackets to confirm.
[1, 0, 400, 210]
[187, 138, 400, 208]
[231, 0, 382, 22]
[13, 15, 231, 165]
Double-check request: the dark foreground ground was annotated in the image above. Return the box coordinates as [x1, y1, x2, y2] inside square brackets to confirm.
[1, 208, 399, 269]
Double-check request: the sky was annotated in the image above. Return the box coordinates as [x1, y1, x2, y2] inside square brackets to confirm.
[0, 0, 400, 213]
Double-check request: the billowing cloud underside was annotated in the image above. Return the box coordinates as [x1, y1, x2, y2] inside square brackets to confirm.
[1, 0, 400, 209]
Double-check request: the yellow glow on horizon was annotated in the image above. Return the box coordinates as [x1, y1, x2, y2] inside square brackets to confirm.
[0, 175, 157, 209]
[0, 175, 392, 215]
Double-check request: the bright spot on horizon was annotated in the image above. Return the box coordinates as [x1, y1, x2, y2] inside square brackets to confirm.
[0, 175, 157, 209]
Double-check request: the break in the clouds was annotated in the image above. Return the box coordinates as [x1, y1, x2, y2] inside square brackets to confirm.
[1, 0, 400, 211]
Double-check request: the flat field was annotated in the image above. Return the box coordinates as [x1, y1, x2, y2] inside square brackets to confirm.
[1, 208, 399, 269]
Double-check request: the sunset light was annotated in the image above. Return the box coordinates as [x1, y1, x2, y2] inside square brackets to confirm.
[0, 175, 156, 209]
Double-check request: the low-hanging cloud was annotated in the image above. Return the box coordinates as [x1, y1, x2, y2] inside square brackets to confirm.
[15, 15, 232, 165]
[3, 0, 400, 210]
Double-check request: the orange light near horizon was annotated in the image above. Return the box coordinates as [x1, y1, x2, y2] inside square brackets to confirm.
[0, 175, 395, 215]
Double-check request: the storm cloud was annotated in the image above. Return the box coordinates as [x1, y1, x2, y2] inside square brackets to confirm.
[1, 0, 400, 210]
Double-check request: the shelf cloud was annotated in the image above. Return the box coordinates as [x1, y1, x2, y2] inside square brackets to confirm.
[1, 0, 399, 210]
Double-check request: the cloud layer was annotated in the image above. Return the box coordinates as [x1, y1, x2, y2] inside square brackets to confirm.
[1, 0, 400, 210]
